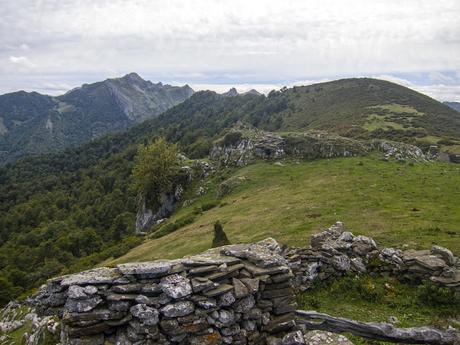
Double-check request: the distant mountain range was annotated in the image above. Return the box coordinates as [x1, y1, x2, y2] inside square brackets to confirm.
[444, 101, 460, 112]
[222, 87, 262, 97]
[0, 73, 194, 164]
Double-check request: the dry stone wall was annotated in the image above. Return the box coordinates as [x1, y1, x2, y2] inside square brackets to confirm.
[27, 222, 460, 345]
[32, 239, 297, 345]
[284, 222, 459, 293]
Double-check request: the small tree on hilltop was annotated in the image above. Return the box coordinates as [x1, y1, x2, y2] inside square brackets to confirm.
[132, 137, 180, 209]
[212, 220, 230, 248]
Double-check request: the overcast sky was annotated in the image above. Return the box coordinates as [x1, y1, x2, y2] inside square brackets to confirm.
[1, 0, 460, 100]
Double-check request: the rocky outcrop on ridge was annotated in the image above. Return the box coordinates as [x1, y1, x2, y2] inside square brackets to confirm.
[135, 160, 214, 233]
[210, 127, 436, 167]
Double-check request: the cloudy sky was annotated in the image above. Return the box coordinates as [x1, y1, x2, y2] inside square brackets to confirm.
[1, 0, 460, 100]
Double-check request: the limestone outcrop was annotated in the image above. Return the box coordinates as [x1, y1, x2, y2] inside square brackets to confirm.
[209, 127, 435, 168]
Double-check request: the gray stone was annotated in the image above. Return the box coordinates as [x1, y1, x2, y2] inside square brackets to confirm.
[62, 309, 125, 323]
[60, 267, 121, 286]
[130, 304, 159, 325]
[431, 245, 456, 266]
[218, 291, 236, 307]
[221, 324, 240, 336]
[112, 283, 145, 294]
[350, 257, 367, 273]
[218, 310, 235, 325]
[65, 295, 102, 313]
[117, 261, 180, 277]
[159, 274, 192, 299]
[68, 285, 97, 300]
[108, 301, 131, 312]
[241, 278, 260, 293]
[235, 295, 256, 313]
[233, 278, 249, 298]
[221, 239, 286, 268]
[282, 331, 306, 345]
[161, 301, 194, 317]
[331, 255, 351, 271]
[191, 277, 216, 293]
[203, 284, 234, 297]
[338, 231, 354, 242]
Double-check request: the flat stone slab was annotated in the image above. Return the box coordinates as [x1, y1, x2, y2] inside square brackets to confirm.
[243, 262, 290, 277]
[117, 260, 182, 277]
[431, 272, 460, 286]
[403, 250, 447, 271]
[203, 284, 234, 297]
[220, 240, 287, 268]
[182, 253, 241, 267]
[58, 268, 122, 287]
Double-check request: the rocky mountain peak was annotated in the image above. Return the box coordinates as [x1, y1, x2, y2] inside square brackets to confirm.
[222, 87, 239, 97]
[121, 72, 144, 83]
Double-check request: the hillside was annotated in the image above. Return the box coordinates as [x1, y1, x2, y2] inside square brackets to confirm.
[109, 156, 460, 265]
[0, 73, 193, 164]
[0, 77, 459, 305]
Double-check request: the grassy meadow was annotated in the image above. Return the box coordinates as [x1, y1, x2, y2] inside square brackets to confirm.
[107, 155, 460, 265]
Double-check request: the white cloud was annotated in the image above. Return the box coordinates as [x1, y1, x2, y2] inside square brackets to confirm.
[0, 0, 459, 99]
[8, 56, 35, 69]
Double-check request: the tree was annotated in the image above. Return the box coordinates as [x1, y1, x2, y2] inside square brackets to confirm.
[132, 138, 181, 208]
[212, 221, 230, 248]
[0, 276, 15, 306]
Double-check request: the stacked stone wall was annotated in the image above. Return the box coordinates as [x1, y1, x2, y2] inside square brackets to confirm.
[29, 222, 459, 344]
[32, 239, 297, 344]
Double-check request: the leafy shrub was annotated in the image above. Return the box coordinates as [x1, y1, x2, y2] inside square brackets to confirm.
[223, 131, 243, 147]
[187, 137, 212, 158]
[416, 282, 460, 306]
[437, 138, 456, 146]
[132, 138, 180, 209]
[201, 201, 218, 212]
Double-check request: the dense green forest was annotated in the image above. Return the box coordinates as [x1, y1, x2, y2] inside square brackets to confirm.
[1, 78, 460, 305]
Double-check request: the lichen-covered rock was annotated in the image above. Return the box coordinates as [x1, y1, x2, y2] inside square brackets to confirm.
[58, 267, 122, 286]
[117, 260, 180, 277]
[160, 301, 194, 318]
[282, 330, 306, 345]
[303, 330, 353, 345]
[65, 295, 102, 313]
[130, 304, 159, 325]
[431, 245, 456, 266]
[159, 274, 192, 299]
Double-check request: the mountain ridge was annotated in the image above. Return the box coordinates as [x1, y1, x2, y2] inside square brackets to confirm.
[0, 73, 194, 165]
[444, 101, 460, 112]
